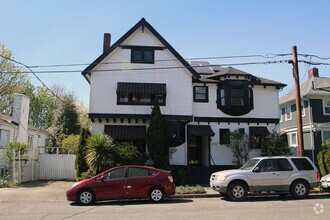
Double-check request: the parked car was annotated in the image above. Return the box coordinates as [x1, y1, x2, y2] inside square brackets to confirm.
[210, 156, 320, 201]
[320, 173, 330, 192]
[66, 165, 175, 205]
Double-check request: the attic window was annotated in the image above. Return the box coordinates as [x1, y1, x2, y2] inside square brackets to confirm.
[131, 48, 154, 63]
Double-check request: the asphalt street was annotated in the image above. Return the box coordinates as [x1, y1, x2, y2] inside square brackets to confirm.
[0, 181, 329, 220]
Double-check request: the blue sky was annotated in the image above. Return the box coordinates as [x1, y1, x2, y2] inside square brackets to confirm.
[1, 0, 330, 106]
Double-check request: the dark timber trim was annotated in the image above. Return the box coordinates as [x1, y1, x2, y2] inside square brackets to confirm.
[194, 117, 279, 124]
[89, 113, 193, 121]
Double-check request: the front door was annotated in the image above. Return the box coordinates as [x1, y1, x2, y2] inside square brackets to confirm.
[188, 136, 202, 165]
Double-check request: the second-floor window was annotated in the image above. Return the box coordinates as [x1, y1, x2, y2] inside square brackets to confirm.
[324, 99, 330, 115]
[285, 106, 292, 121]
[193, 86, 208, 102]
[217, 80, 253, 116]
[117, 82, 166, 106]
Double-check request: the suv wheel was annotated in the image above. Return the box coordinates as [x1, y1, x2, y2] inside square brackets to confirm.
[227, 182, 248, 201]
[290, 180, 309, 199]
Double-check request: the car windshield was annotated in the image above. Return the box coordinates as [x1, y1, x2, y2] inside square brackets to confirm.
[240, 159, 260, 170]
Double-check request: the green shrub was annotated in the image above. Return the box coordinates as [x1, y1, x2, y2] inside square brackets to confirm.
[113, 142, 145, 165]
[317, 150, 330, 176]
[4, 142, 28, 162]
[175, 185, 206, 194]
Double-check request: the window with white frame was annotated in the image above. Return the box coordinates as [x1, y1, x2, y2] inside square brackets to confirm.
[0, 129, 10, 148]
[290, 132, 297, 147]
[285, 106, 292, 121]
[300, 104, 305, 117]
[280, 108, 285, 122]
[324, 99, 330, 115]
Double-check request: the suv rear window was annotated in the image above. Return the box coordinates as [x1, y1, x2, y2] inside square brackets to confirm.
[291, 158, 314, 170]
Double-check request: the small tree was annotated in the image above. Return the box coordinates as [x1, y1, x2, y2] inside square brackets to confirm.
[85, 134, 115, 174]
[261, 130, 290, 156]
[4, 142, 28, 162]
[225, 129, 250, 166]
[75, 128, 91, 179]
[62, 134, 80, 154]
[146, 100, 169, 169]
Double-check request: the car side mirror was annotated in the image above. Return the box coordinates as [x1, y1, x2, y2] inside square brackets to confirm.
[253, 167, 260, 173]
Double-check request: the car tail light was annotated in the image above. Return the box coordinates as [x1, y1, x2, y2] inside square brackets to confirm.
[167, 175, 174, 183]
[317, 172, 321, 180]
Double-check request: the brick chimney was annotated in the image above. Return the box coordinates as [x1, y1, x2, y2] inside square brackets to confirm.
[308, 67, 319, 79]
[103, 33, 111, 52]
[12, 93, 30, 144]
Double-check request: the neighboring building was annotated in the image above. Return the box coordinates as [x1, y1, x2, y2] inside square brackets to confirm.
[0, 93, 49, 176]
[279, 67, 330, 162]
[82, 18, 286, 174]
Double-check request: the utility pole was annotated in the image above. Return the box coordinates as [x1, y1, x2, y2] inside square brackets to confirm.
[291, 46, 304, 156]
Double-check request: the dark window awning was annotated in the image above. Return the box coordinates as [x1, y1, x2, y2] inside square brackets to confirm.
[249, 126, 270, 136]
[188, 125, 215, 137]
[104, 125, 146, 140]
[117, 82, 166, 95]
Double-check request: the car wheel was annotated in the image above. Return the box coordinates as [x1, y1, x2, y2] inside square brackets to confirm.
[77, 190, 95, 205]
[227, 182, 248, 201]
[290, 180, 309, 199]
[149, 187, 164, 202]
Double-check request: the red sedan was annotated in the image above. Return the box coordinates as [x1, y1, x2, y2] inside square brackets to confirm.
[66, 165, 176, 205]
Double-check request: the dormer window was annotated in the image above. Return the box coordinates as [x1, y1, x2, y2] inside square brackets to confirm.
[217, 80, 254, 116]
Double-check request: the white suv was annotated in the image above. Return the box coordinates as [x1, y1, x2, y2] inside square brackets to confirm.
[210, 156, 320, 201]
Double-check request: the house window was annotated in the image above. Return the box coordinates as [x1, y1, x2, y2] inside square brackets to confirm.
[301, 103, 306, 117]
[219, 129, 230, 145]
[285, 106, 292, 121]
[231, 88, 244, 106]
[193, 86, 208, 102]
[290, 133, 297, 147]
[28, 135, 33, 149]
[0, 129, 10, 148]
[322, 131, 330, 142]
[323, 99, 330, 115]
[280, 108, 285, 122]
[117, 82, 166, 106]
[131, 48, 154, 63]
[217, 80, 253, 116]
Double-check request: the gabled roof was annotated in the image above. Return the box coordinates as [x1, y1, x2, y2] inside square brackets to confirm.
[280, 76, 330, 104]
[82, 18, 200, 83]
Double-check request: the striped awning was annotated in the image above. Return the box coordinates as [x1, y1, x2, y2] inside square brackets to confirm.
[188, 125, 215, 137]
[249, 126, 270, 136]
[117, 82, 166, 95]
[104, 125, 146, 140]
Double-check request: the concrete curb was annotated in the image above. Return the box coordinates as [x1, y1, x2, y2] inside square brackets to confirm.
[170, 189, 326, 199]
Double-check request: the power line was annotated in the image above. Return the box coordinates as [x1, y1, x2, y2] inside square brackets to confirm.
[0, 54, 63, 101]
[27, 53, 292, 69]
[298, 54, 330, 60]
[1, 60, 291, 74]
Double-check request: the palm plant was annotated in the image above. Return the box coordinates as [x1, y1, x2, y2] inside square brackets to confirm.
[85, 134, 115, 174]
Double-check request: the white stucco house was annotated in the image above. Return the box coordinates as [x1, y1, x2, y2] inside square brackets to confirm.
[82, 18, 286, 181]
[0, 93, 49, 177]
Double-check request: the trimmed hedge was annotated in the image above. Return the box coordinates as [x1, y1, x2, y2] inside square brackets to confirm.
[317, 150, 330, 176]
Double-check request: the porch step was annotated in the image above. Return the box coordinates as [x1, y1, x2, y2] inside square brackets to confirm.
[187, 167, 217, 185]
